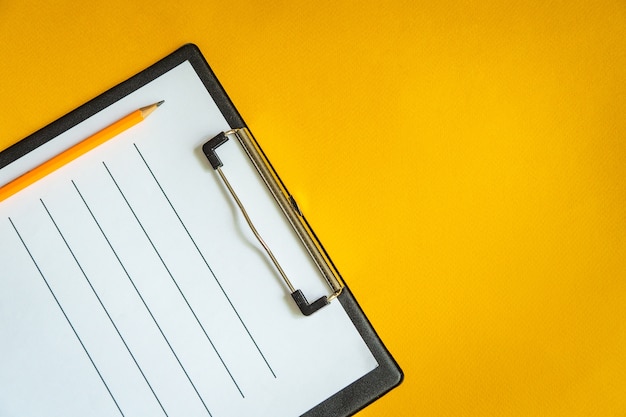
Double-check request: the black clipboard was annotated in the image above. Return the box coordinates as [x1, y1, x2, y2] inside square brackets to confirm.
[0, 44, 402, 417]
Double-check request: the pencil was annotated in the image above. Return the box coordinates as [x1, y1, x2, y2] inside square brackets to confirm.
[0, 101, 164, 203]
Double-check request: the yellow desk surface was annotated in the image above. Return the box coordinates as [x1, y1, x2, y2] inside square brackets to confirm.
[2, 1, 626, 416]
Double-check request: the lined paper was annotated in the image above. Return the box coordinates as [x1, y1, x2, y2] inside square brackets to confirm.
[0, 61, 377, 417]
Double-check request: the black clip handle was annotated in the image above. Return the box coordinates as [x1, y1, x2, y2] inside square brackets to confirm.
[291, 290, 329, 316]
[202, 131, 228, 169]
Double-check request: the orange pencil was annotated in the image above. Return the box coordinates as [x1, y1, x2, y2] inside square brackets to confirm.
[0, 101, 164, 203]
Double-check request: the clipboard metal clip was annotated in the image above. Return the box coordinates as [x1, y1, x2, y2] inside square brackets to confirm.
[203, 128, 344, 316]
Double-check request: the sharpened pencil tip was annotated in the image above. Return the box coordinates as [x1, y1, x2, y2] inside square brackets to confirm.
[139, 101, 164, 118]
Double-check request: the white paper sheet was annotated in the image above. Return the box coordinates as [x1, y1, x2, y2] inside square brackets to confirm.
[0, 61, 378, 417]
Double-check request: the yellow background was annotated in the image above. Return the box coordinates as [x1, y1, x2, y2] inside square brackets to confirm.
[2, 1, 626, 416]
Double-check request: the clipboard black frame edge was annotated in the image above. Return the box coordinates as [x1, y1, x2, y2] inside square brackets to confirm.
[0, 49, 170, 168]
[181, 44, 404, 416]
[302, 286, 404, 417]
[0, 43, 403, 417]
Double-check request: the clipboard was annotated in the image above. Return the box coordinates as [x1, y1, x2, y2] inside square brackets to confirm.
[0, 44, 402, 417]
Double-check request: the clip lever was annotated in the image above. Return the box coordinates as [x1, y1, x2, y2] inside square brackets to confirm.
[203, 129, 343, 316]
